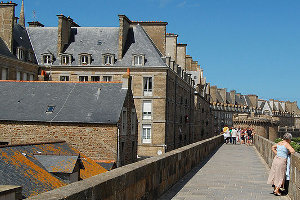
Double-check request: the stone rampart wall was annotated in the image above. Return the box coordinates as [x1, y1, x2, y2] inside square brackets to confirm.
[254, 135, 300, 200]
[26, 135, 223, 200]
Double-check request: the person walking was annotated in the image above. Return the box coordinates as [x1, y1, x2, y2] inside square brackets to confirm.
[231, 128, 238, 145]
[267, 133, 295, 196]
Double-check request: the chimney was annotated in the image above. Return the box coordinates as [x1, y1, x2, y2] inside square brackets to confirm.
[19, 0, 25, 27]
[0, 2, 17, 52]
[14, 16, 19, 24]
[118, 15, 131, 60]
[185, 55, 192, 71]
[176, 43, 187, 70]
[122, 69, 132, 89]
[210, 85, 217, 103]
[218, 88, 227, 103]
[57, 15, 79, 55]
[166, 33, 178, 62]
[230, 90, 236, 105]
[247, 95, 258, 108]
[28, 21, 44, 27]
[131, 20, 168, 56]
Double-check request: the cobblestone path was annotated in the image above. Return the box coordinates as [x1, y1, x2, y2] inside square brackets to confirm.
[159, 144, 290, 200]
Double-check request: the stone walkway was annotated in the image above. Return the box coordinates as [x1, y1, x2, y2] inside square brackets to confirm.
[159, 144, 290, 200]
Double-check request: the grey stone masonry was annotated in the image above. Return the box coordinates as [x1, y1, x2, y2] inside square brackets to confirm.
[159, 144, 289, 200]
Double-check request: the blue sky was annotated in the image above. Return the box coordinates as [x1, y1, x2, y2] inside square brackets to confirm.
[17, 0, 300, 105]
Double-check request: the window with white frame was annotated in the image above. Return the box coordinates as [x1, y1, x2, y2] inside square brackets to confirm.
[103, 54, 114, 65]
[142, 101, 152, 120]
[61, 54, 71, 65]
[79, 76, 88, 82]
[103, 76, 112, 82]
[143, 77, 152, 96]
[79, 54, 91, 65]
[133, 55, 144, 66]
[122, 109, 127, 135]
[17, 48, 24, 60]
[142, 124, 151, 143]
[16, 71, 21, 80]
[43, 54, 52, 65]
[1, 68, 8, 80]
[60, 76, 69, 81]
[81, 55, 88, 64]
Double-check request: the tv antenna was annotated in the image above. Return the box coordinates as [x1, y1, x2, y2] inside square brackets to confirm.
[32, 10, 36, 21]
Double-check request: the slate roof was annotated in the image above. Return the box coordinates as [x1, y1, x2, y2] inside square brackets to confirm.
[0, 141, 107, 198]
[0, 24, 37, 62]
[34, 155, 79, 173]
[0, 81, 127, 124]
[26, 24, 166, 67]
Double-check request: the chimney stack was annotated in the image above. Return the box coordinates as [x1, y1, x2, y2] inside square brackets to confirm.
[118, 15, 131, 60]
[19, 0, 25, 27]
[28, 21, 44, 27]
[166, 33, 178, 62]
[122, 69, 132, 90]
[0, 2, 17, 52]
[57, 15, 79, 55]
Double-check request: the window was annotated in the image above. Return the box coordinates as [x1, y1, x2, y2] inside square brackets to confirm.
[79, 54, 91, 65]
[122, 109, 127, 135]
[131, 109, 136, 135]
[91, 76, 100, 82]
[43, 55, 52, 65]
[22, 72, 28, 81]
[103, 76, 112, 82]
[61, 55, 71, 65]
[17, 48, 24, 60]
[81, 55, 88, 64]
[1, 68, 8, 80]
[16, 71, 21, 80]
[142, 124, 151, 143]
[133, 55, 144, 66]
[60, 76, 69, 81]
[143, 77, 152, 96]
[29, 74, 34, 81]
[142, 101, 152, 120]
[28, 52, 34, 62]
[46, 106, 55, 113]
[79, 76, 88, 82]
[103, 54, 115, 65]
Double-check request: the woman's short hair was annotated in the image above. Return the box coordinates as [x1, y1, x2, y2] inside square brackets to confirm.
[283, 133, 292, 141]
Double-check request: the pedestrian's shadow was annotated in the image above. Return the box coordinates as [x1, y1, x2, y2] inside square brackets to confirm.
[158, 145, 222, 200]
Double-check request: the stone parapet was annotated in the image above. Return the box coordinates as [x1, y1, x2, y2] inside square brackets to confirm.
[26, 135, 223, 200]
[254, 135, 300, 200]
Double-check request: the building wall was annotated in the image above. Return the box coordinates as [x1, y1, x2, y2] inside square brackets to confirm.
[0, 55, 38, 81]
[166, 35, 177, 62]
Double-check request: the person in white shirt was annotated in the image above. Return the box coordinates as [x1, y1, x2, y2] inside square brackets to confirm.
[224, 130, 230, 144]
[231, 128, 238, 144]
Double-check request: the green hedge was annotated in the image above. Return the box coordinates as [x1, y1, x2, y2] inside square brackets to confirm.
[275, 137, 300, 153]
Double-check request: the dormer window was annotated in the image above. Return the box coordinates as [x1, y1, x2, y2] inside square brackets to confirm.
[102, 54, 115, 65]
[28, 51, 34, 62]
[79, 53, 91, 65]
[17, 47, 25, 60]
[60, 54, 72, 65]
[133, 54, 145, 66]
[42, 53, 53, 65]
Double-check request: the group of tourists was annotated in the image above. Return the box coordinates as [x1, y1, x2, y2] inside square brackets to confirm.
[222, 126, 255, 145]
[267, 132, 295, 196]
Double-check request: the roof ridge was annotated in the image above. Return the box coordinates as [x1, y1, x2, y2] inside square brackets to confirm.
[0, 140, 66, 148]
